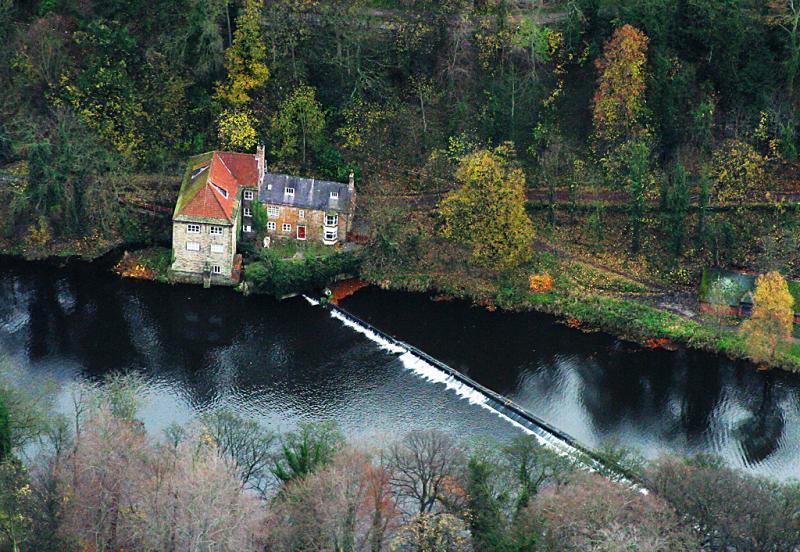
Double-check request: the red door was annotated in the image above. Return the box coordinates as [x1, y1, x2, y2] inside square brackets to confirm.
[297, 225, 306, 240]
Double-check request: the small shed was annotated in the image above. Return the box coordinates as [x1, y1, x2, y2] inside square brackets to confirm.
[699, 268, 800, 324]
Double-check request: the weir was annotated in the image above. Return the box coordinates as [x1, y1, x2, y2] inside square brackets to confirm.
[305, 296, 645, 489]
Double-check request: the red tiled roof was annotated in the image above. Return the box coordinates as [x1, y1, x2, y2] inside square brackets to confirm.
[174, 151, 258, 223]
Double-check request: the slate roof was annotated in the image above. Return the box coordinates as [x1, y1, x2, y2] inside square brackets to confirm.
[174, 151, 258, 224]
[260, 173, 353, 212]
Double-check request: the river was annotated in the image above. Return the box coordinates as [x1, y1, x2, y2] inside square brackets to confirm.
[2, 257, 800, 480]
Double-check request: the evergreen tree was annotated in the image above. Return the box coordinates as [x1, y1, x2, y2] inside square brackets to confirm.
[466, 457, 508, 551]
[0, 394, 10, 462]
[665, 164, 690, 257]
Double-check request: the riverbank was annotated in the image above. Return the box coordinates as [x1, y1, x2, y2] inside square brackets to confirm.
[361, 245, 800, 373]
[5, 232, 798, 372]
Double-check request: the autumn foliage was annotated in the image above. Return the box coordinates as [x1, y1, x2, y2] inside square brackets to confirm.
[741, 271, 796, 364]
[592, 24, 649, 148]
[528, 272, 554, 293]
[438, 146, 535, 270]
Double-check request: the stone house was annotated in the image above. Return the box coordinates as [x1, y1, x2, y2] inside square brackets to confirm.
[260, 172, 355, 245]
[171, 148, 263, 286]
[171, 146, 356, 285]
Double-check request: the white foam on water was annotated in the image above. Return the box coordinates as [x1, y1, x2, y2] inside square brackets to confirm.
[329, 309, 405, 354]
[302, 295, 320, 306]
[323, 305, 644, 491]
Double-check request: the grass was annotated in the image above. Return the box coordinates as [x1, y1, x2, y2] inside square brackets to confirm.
[267, 238, 337, 261]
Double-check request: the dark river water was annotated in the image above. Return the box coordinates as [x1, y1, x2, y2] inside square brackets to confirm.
[2, 258, 800, 480]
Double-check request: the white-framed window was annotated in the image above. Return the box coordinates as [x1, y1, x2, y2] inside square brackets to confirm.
[330, 191, 339, 199]
[210, 225, 223, 235]
[267, 221, 276, 230]
[211, 243, 224, 254]
[268, 206, 280, 217]
[244, 207, 252, 217]
[285, 187, 295, 195]
[212, 265, 222, 274]
[211, 182, 228, 198]
[324, 229, 338, 242]
[243, 224, 252, 233]
[325, 214, 339, 227]
[282, 223, 292, 232]
[186, 241, 200, 251]
[298, 210, 305, 219]
[243, 190, 254, 200]
[187, 224, 201, 234]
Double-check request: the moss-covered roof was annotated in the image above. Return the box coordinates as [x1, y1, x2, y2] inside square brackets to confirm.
[173, 151, 215, 219]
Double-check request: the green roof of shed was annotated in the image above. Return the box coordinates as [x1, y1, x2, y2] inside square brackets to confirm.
[700, 268, 800, 309]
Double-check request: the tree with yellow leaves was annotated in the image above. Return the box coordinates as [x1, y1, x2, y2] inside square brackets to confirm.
[437, 145, 534, 270]
[741, 271, 795, 365]
[214, 0, 269, 149]
[592, 24, 649, 151]
[215, 0, 268, 108]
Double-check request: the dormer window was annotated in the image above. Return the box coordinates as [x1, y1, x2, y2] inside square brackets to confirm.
[285, 187, 295, 196]
[211, 182, 228, 199]
[191, 165, 209, 179]
[330, 191, 339, 199]
[243, 190, 254, 200]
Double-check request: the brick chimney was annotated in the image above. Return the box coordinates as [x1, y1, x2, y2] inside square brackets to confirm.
[348, 171, 355, 194]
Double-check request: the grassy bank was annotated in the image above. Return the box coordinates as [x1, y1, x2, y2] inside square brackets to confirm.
[362, 245, 800, 373]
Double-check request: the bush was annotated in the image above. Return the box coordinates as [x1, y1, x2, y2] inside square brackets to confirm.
[244, 249, 361, 297]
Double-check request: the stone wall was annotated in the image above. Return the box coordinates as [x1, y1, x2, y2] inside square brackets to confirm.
[264, 205, 351, 244]
[171, 220, 236, 279]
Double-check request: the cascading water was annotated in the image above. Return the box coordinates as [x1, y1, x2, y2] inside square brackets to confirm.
[306, 295, 641, 487]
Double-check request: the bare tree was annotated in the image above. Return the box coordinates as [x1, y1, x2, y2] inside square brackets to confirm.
[59, 406, 150, 551]
[517, 471, 700, 550]
[648, 455, 800, 551]
[264, 446, 402, 551]
[200, 409, 275, 495]
[386, 430, 465, 515]
[134, 439, 263, 552]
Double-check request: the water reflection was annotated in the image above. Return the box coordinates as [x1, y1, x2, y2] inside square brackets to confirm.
[2, 258, 800, 478]
[0, 258, 515, 442]
[342, 288, 800, 479]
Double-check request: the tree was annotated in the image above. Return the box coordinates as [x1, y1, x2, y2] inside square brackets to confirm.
[466, 457, 508, 551]
[705, 277, 738, 332]
[592, 24, 650, 150]
[516, 471, 699, 551]
[648, 455, 800, 551]
[664, 164, 690, 256]
[272, 421, 343, 484]
[0, 396, 10, 462]
[0, 459, 34, 552]
[199, 409, 275, 494]
[215, 0, 268, 108]
[270, 85, 326, 170]
[251, 200, 269, 235]
[741, 271, 796, 364]
[438, 146, 535, 270]
[712, 139, 767, 207]
[620, 139, 653, 254]
[264, 447, 401, 551]
[390, 513, 471, 552]
[214, 0, 268, 150]
[387, 430, 464, 515]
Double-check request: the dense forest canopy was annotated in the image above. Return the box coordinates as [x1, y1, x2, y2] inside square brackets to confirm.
[2, 1, 797, 194]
